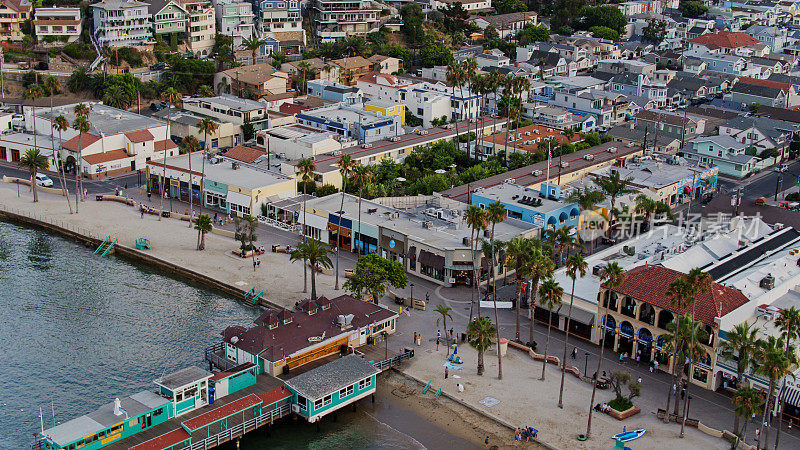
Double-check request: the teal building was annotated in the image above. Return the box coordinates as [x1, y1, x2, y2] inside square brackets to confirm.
[684, 135, 756, 178]
[154, 366, 214, 417]
[284, 354, 380, 423]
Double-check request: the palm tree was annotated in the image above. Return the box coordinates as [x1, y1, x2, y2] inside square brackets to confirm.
[18, 149, 48, 202]
[663, 313, 709, 426]
[501, 74, 515, 165]
[467, 316, 496, 376]
[335, 154, 356, 290]
[242, 35, 264, 64]
[559, 253, 587, 408]
[290, 239, 333, 301]
[471, 73, 487, 161]
[505, 236, 533, 341]
[198, 85, 214, 97]
[462, 57, 477, 159]
[435, 304, 454, 342]
[528, 241, 555, 347]
[101, 44, 112, 78]
[635, 194, 675, 230]
[181, 135, 200, 227]
[719, 322, 760, 434]
[72, 103, 91, 213]
[755, 336, 796, 449]
[586, 262, 624, 439]
[159, 88, 182, 220]
[351, 164, 373, 257]
[296, 60, 315, 93]
[664, 276, 692, 420]
[732, 386, 764, 441]
[513, 76, 530, 155]
[593, 171, 635, 240]
[195, 214, 212, 250]
[538, 277, 563, 381]
[197, 117, 219, 218]
[774, 306, 800, 449]
[487, 71, 503, 156]
[465, 205, 487, 323]
[52, 114, 72, 213]
[446, 62, 464, 145]
[679, 268, 712, 438]
[549, 225, 579, 268]
[485, 201, 506, 379]
[297, 157, 317, 293]
[568, 187, 606, 251]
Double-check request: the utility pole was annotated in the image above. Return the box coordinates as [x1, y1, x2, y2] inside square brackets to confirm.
[736, 187, 742, 215]
[775, 174, 783, 201]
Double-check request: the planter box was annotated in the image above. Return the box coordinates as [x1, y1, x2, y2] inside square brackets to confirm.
[608, 405, 641, 421]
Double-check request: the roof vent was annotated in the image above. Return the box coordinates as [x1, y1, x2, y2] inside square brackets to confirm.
[760, 274, 775, 290]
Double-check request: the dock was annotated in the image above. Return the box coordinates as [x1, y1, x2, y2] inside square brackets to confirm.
[105, 376, 289, 450]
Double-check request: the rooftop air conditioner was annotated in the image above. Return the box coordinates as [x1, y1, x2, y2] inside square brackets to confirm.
[462, 236, 471, 245]
[760, 274, 775, 290]
[608, 147, 618, 153]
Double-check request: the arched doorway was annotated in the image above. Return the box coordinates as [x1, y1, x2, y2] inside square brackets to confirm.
[604, 291, 619, 312]
[618, 321, 635, 356]
[657, 310, 674, 330]
[603, 315, 616, 350]
[620, 296, 637, 319]
[638, 303, 656, 326]
[637, 328, 653, 363]
[64, 155, 76, 175]
[655, 334, 670, 368]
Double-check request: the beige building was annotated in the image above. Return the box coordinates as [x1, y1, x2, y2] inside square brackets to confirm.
[153, 109, 239, 150]
[368, 55, 402, 74]
[179, 0, 215, 56]
[281, 58, 341, 83]
[215, 62, 289, 98]
[0, 0, 31, 42]
[34, 7, 81, 43]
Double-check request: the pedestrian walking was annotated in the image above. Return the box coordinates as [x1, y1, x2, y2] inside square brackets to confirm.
[413, 332, 417, 344]
[637, 376, 642, 385]
[140, 208, 144, 219]
[484, 436, 489, 447]
[571, 347, 577, 359]
[649, 362, 654, 373]
[449, 328, 454, 340]
[654, 360, 659, 371]
[755, 428, 760, 442]
[681, 387, 686, 400]
[436, 337, 440, 351]
[147, 191, 151, 201]
[445, 367, 449, 379]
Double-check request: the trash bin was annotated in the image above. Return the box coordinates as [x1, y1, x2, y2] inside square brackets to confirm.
[498, 338, 508, 357]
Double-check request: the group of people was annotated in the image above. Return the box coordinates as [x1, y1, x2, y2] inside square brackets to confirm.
[594, 403, 612, 414]
[514, 427, 537, 441]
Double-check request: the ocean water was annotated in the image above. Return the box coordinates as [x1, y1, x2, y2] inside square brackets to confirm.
[0, 221, 473, 450]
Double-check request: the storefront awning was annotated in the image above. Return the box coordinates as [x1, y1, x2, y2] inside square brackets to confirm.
[781, 384, 800, 408]
[407, 246, 417, 259]
[565, 307, 595, 326]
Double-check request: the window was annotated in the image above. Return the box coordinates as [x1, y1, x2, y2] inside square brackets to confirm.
[297, 394, 307, 411]
[359, 377, 372, 389]
[323, 394, 332, 406]
[314, 398, 323, 409]
[339, 385, 354, 398]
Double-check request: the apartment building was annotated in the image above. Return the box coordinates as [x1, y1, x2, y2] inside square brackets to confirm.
[182, 94, 270, 134]
[214, 62, 289, 98]
[92, 0, 151, 47]
[295, 104, 401, 144]
[311, 0, 380, 43]
[149, 0, 187, 37]
[0, 0, 31, 42]
[213, 0, 254, 48]
[179, 0, 215, 56]
[33, 7, 81, 43]
[259, 0, 302, 36]
[548, 87, 629, 128]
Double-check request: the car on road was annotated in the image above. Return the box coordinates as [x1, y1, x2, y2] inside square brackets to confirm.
[150, 102, 163, 111]
[774, 164, 789, 172]
[755, 197, 767, 206]
[34, 174, 53, 187]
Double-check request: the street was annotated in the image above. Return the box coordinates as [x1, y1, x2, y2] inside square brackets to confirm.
[718, 159, 800, 201]
[0, 161, 142, 195]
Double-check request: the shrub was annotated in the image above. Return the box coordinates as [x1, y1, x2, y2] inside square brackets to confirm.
[315, 184, 338, 197]
[63, 42, 96, 60]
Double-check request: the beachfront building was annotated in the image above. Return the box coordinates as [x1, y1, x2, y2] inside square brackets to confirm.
[33, 103, 177, 179]
[219, 295, 397, 375]
[285, 354, 379, 423]
[0, 131, 65, 174]
[254, 123, 344, 160]
[154, 367, 214, 417]
[301, 193, 538, 286]
[146, 149, 296, 217]
[471, 182, 581, 233]
[295, 104, 401, 144]
[92, 0, 152, 47]
[213, 0, 254, 48]
[398, 81, 481, 128]
[310, 0, 381, 43]
[152, 109, 239, 150]
[33, 7, 81, 43]
[38, 390, 173, 449]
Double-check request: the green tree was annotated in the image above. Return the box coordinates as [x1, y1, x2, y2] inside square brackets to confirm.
[297, 157, 317, 294]
[198, 85, 214, 97]
[642, 19, 667, 45]
[195, 214, 212, 250]
[593, 170, 635, 240]
[678, 268, 712, 438]
[732, 386, 763, 440]
[418, 35, 454, 67]
[18, 148, 49, 203]
[586, 262, 624, 438]
[635, 194, 674, 227]
[290, 239, 333, 301]
[755, 336, 796, 448]
[400, 3, 425, 47]
[242, 35, 265, 63]
[343, 253, 407, 303]
[719, 322, 760, 435]
[749, 103, 761, 114]
[538, 278, 563, 381]
[485, 200, 506, 379]
[589, 26, 619, 41]
[558, 253, 587, 407]
[435, 304, 454, 341]
[467, 316, 497, 376]
[72, 103, 91, 213]
[607, 370, 641, 411]
[465, 204, 487, 323]
[505, 237, 533, 341]
[351, 164, 373, 257]
[159, 88, 182, 220]
[775, 307, 800, 448]
[52, 115, 72, 214]
[181, 135, 199, 228]
[518, 25, 550, 44]
[483, 25, 499, 41]
[679, 0, 708, 18]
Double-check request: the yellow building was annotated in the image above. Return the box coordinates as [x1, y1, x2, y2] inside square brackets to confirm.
[365, 100, 405, 125]
[0, 0, 31, 42]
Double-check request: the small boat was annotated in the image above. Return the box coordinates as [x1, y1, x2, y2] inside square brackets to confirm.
[611, 428, 645, 442]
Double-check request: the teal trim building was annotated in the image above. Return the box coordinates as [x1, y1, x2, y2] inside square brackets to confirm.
[284, 354, 380, 423]
[154, 366, 214, 417]
[40, 391, 172, 450]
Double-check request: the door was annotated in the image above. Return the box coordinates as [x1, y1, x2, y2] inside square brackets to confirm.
[130, 160, 136, 171]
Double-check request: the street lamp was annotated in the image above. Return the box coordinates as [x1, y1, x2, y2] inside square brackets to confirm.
[584, 352, 590, 376]
[410, 283, 414, 302]
[680, 395, 693, 438]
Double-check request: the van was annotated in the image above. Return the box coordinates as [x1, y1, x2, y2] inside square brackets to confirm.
[35, 174, 53, 187]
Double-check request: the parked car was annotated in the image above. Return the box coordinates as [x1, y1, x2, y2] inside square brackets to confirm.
[755, 197, 767, 206]
[150, 103, 163, 111]
[775, 164, 789, 173]
[34, 174, 53, 187]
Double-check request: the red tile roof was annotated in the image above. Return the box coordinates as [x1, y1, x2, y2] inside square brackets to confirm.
[62, 133, 100, 151]
[125, 129, 154, 143]
[607, 265, 749, 326]
[738, 77, 792, 94]
[154, 139, 178, 151]
[689, 30, 760, 49]
[182, 394, 262, 431]
[129, 428, 190, 450]
[258, 386, 292, 406]
[224, 145, 267, 164]
[82, 149, 129, 165]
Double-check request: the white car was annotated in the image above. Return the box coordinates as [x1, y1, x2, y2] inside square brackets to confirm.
[34, 174, 53, 187]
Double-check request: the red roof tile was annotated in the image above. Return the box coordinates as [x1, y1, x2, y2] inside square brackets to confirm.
[154, 139, 178, 151]
[129, 428, 190, 450]
[182, 394, 262, 431]
[82, 149, 129, 165]
[224, 145, 266, 164]
[689, 31, 760, 49]
[607, 265, 749, 326]
[62, 133, 100, 151]
[125, 129, 154, 143]
[258, 386, 292, 406]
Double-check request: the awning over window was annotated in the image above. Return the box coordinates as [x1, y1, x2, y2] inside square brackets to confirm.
[781, 383, 800, 408]
[419, 250, 444, 270]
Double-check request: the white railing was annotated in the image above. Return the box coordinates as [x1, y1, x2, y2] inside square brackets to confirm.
[0, 203, 94, 238]
[256, 215, 299, 232]
[188, 403, 291, 450]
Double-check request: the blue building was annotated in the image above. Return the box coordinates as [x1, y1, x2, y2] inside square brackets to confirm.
[471, 182, 581, 233]
[295, 104, 401, 144]
[306, 79, 363, 105]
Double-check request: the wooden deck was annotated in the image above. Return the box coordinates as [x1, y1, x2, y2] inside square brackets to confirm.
[105, 375, 284, 450]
